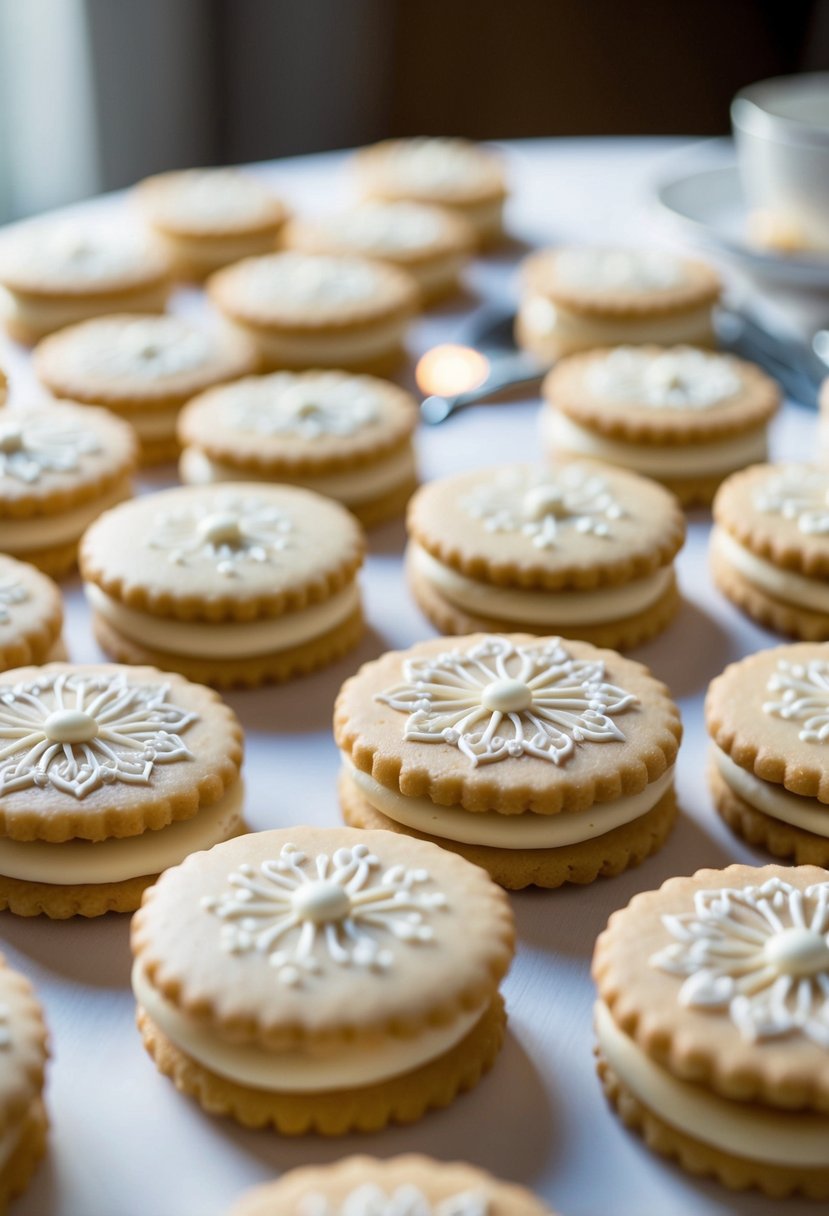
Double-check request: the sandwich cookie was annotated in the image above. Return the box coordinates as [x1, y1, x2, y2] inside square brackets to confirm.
[335, 633, 681, 890]
[0, 662, 244, 918]
[406, 463, 685, 650]
[593, 864, 829, 1198]
[282, 201, 473, 304]
[131, 826, 514, 1133]
[706, 643, 829, 864]
[33, 314, 259, 464]
[0, 366, 6, 408]
[516, 247, 721, 364]
[80, 483, 365, 688]
[178, 370, 418, 527]
[208, 251, 418, 373]
[712, 463, 829, 639]
[136, 167, 290, 280]
[542, 346, 780, 506]
[354, 137, 508, 246]
[0, 555, 65, 671]
[228, 1156, 554, 1215]
[0, 402, 137, 577]
[0, 956, 49, 1209]
[0, 219, 169, 344]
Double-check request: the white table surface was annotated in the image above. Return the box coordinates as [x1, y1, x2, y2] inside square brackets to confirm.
[0, 138, 822, 1216]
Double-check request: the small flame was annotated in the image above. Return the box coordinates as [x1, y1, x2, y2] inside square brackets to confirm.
[415, 344, 489, 398]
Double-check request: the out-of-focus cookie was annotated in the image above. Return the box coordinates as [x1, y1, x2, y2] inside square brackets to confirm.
[33, 314, 259, 464]
[178, 370, 418, 526]
[335, 632, 681, 889]
[0, 403, 137, 577]
[0, 554, 65, 670]
[406, 462, 685, 649]
[593, 863, 829, 1198]
[542, 346, 780, 506]
[0, 955, 49, 1208]
[131, 825, 514, 1133]
[208, 251, 418, 373]
[0, 366, 6, 409]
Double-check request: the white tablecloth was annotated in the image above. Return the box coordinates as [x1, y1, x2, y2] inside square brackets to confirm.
[0, 139, 819, 1216]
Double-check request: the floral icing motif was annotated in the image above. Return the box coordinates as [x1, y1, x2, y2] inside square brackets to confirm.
[0, 671, 198, 800]
[299, 1185, 489, 1216]
[763, 659, 829, 742]
[651, 877, 829, 1046]
[375, 635, 638, 768]
[229, 373, 379, 440]
[754, 466, 829, 535]
[554, 247, 684, 293]
[461, 466, 624, 549]
[202, 842, 446, 988]
[0, 579, 28, 625]
[0, 413, 100, 484]
[148, 492, 293, 578]
[69, 317, 213, 380]
[0, 1003, 10, 1050]
[585, 347, 742, 410]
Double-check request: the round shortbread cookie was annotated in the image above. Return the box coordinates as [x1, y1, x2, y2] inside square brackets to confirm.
[0, 954, 49, 1209]
[0, 554, 64, 670]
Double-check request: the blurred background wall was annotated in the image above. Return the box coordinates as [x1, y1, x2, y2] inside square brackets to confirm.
[0, 0, 827, 220]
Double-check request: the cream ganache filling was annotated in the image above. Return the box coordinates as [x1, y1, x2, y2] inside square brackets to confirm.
[713, 526, 829, 613]
[228, 315, 410, 366]
[132, 960, 487, 1092]
[714, 747, 829, 838]
[409, 541, 673, 626]
[85, 581, 360, 659]
[595, 1000, 829, 1167]
[343, 758, 674, 848]
[2, 479, 132, 553]
[518, 296, 715, 356]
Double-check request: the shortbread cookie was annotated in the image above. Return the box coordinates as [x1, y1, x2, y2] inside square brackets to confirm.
[712, 463, 829, 638]
[354, 137, 508, 246]
[0, 219, 169, 343]
[283, 201, 473, 304]
[208, 251, 418, 372]
[542, 346, 780, 505]
[0, 403, 136, 576]
[0, 662, 243, 917]
[80, 482, 365, 688]
[33, 314, 259, 464]
[516, 247, 721, 363]
[178, 370, 418, 526]
[335, 633, 681, 889]
[0, 554, 65, 670]
[131, 826, 514, 1133]
[406, 463, 685, 648]
[136, 167, 289, 280]
[0, 365, 6, 408]
[0, 956, 49, 1208]
[593, 864, 829, 1198]
[228, 1155, 554, 1215]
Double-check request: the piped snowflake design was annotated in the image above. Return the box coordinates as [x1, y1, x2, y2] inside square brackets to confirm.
[461, 466, 624, 549]
[375, 635, 638, 768]
[754, 466, 829, 535]
[147, 492, 294, 578]
[202, 842, 447, 987]
[0, 413, 100, 484]
[229, 373, 379, 440]
[651, 877, 829, 1045]
[0, 1004, 10, 1050]
[763, 659, 829, 742]
[0, 671, 198, 799]
[299, 1185, 489, 1216]
[0, 579, 28, 625]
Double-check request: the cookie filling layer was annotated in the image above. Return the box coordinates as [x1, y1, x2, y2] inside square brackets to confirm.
[224, 316, 409, 368]
[542, 411, 768, 478]
[132, 961, 488, 1092]
[714, 746, 829, 837]
[155, 231, 280, 275]
[85, 581, 360, 659]
[0, 780, 244, 884]
[115, 405, 179, 442]
[595, 1000, 829, 1167]
[409, 541, 674, 626]
[342, 760, 674, 848]
[180, 443, 417, 507]
[518, 297, 715, 358]
[0, 283, 168, 340]
[713, 526, 829, 613]
[2, 479, 132, 554]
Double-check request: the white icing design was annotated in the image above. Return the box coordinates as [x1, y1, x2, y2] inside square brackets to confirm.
[651, 876, 829, 1045]
[554, 248, 684, 294]
[0, 671, 197, 799]
[0, 579, 28, 625]
[0, 1003, 10, 1050]
[763, 659, 829, 741]
[148, 492, 293, 578]
[375, 634, 638, 768]
[755, 466, 829, 535]
[227, 372, 379, 440]
[0, 413, 100, 484]
[62, 317, 213, 380]
[585, 346, 742, 409]
[318, 202, 445, 253]
[153, 170, 275, 225]
[299, 1185, 488, 1216]
[462, 465, 624, 549]
[240, 253, 382, 308]
[379, 138, 495, 190]
[0, 221, 157, 286]
[202, 842, 446, 987]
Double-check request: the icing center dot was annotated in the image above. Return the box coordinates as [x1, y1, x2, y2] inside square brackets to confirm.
[763, 927, 829, 977]
[0, 425, 23, 454]
[290, 880, 352, 924]
[198, 512, 243, 546]
[481, 678, 533, 714]
[43, 709, 99, 745]
[522, 485, 569, 521]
